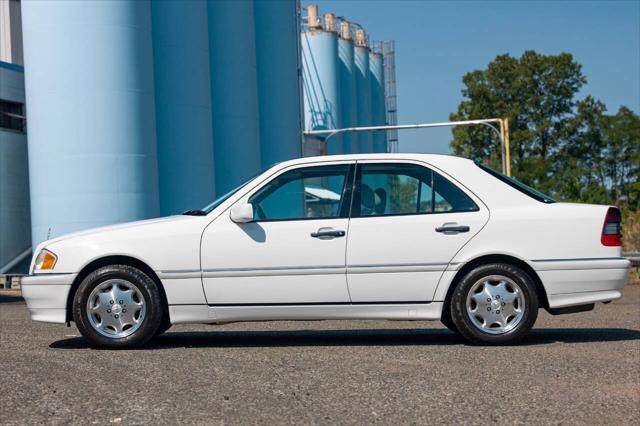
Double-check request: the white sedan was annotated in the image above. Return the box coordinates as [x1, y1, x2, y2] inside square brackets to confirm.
[22, 154, 630, 348]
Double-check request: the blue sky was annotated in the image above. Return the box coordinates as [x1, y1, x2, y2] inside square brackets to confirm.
[306, 0, 640, 154]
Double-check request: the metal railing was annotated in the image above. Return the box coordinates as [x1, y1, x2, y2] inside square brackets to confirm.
[304, 118, 511, 174]
[624, 252, 640, 275]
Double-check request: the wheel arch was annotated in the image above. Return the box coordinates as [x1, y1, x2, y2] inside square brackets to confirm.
[442, 254, 549, 314]
[65, 255, 169, 323]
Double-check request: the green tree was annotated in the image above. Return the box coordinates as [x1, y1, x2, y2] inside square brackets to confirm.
[450, 50, 586, 193]
[450, 50, 639, 210]
[557, 99, 640, 209]
[603, 106, 640, 209]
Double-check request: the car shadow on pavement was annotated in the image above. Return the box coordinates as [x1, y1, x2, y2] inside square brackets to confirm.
[0, 292, 23, 304]
[50, 327, 640, 350]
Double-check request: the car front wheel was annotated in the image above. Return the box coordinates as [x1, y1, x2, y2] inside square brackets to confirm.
[73, 265, 163, 349]
[450, 263, 539, 345]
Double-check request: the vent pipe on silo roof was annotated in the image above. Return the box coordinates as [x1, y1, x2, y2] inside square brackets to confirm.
[340, 20, 352, 40]
[355, 28, 368, 47]
[307, 4, 321, 29]
[323, 13, 336, 32]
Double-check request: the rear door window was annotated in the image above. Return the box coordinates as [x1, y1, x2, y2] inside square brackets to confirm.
[353, 163, 478, 217]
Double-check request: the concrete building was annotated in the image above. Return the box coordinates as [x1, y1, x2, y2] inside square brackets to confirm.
[0, 0, 22, 65]
[0, 0, 28, 273]
[0, 60, 29, 273]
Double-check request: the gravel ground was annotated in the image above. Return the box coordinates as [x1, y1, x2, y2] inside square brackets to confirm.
[1, 285, 638, 425]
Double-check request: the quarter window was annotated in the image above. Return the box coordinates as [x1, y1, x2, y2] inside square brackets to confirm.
[354, 163, 478, 217]
[249, 164, 351, 221]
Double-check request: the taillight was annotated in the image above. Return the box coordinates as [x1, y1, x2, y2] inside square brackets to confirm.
[601, 207, 622, 246]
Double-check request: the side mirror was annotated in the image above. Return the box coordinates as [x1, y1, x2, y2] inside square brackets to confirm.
[230, 203, 254, 223]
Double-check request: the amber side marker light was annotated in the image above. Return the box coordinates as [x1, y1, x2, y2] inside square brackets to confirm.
[35, 249, 58, 271]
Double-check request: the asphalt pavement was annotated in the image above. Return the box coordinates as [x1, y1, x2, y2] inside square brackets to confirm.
[1, 285, 639, 425]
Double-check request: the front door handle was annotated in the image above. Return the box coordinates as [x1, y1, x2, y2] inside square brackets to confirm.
[311, 227, 346, 239]
[435, 223, 470, 234]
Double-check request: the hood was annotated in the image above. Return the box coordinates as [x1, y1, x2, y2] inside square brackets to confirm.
[30, 214, 207, 275]
[36, 215, 195, 249]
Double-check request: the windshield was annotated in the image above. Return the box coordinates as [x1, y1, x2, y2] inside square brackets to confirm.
[475, 162, 556, 204]
[200, 173, 263, 214]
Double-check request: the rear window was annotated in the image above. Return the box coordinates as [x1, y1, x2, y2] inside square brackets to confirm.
[475, 162, 556, 204]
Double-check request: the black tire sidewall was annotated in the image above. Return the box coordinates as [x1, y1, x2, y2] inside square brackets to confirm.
[451, 263, 539, 345]
[440, 304, 459, 333]
[73, 265, 163, 349]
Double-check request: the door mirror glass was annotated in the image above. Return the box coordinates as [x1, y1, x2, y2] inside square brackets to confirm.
[230, 203, 254, 223]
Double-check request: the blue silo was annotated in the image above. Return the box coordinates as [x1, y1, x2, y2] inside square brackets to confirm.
[301, 7, 342, 155]
[151, 0, 216, 215]
[354, 29, 373, 152]
[207, 0, 262, 194]
[254, 0, 302, 168]
[370, 51, 387, 153]
[21, 0, 159, 246]
[338, 21, 358, 154]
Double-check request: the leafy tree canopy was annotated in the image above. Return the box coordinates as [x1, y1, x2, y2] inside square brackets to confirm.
[450, 50, 639, 210]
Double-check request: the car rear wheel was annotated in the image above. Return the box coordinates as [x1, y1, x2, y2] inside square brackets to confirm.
[450, 263, 538, 345]
[73, 265, 163, 349]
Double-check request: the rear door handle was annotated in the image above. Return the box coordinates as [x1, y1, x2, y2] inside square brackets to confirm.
[435, 223, 470, 234]
[311, 227, 346, 239]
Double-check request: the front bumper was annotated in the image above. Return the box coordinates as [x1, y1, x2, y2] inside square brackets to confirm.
[21, 273, 76, 323]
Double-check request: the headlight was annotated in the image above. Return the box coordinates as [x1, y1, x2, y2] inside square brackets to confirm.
[34, 249, 58, 271]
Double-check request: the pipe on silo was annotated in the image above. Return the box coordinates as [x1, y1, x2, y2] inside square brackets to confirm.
[338, 21, 357, 154]
[370, 51, 387, 153]
[21, 0, 159, 246]
[301, 10, 342, 154]
[307, 4, 321, 29]
[254, 0, 302, 168]
[151, 0, 215, 215]
[354, 29, 373, 152]
[207, 0, 261, 194]
[323, 13, 336, 32]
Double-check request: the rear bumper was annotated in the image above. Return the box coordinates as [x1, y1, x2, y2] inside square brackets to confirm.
[21, 273, 76, 324]
[533, 258, 629, 308]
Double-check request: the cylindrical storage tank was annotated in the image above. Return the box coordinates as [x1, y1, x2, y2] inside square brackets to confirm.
[301, 22, 342, 154]
[21, 0, 159, 246]
[338, 22, 357, 154]
[151, 0, 215, 215]
[369, 51, 387, 153]
[254, 0, 302, 168]
[207, 0, 261, 195]
[354, 31, 373, 152]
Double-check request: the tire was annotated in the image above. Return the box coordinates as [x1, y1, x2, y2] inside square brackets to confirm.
[450, 263, 538, 345]
[73, 265, 163, 349]
[440, 305, 459, 334]
[154, 320, 172, 337]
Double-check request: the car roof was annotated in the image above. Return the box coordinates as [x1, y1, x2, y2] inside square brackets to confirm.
[279, 152, 475, 167]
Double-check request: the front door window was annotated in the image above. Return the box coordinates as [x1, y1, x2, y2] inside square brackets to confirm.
[249, 164, 352, 221]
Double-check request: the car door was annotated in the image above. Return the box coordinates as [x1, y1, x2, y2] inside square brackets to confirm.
[346, 160, 489, 302]
[200, 162, 355, 305]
